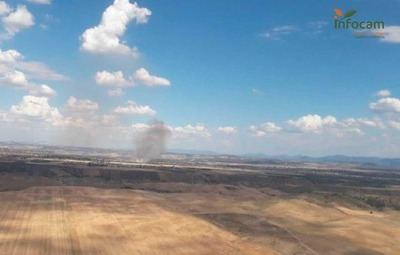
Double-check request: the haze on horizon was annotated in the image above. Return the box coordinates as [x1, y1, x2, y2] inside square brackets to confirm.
[0, 0, 400, 157]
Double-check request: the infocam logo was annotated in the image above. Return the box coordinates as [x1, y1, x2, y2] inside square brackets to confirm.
[333, 8, 384, 30]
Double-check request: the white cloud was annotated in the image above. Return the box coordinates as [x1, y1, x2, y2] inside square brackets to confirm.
[2, 5, 34, 38]
[132, 122, 211, 137]
[81, 0, 151, 56]
[342, 118, 385, 129]
[0, 97, 210, 149]
[285, 114, 386, 136]
[370, 97, 400, 113]
[1, 70, 28, 86]
[379, 26, 400, 43]
[249, 122, 281, 137]
[60, 107, 120, 130]
[0, 70, 56, 97]
[0, 48, 21, 63]
[133, 68, 170, 87]
[0, 49, 66, 81]
[1, 87, 399, 156]
[0, 1, 11, 16]
[369, 94, 400, 130]
[27, 84, 56, 97]
[376, 89, 391, 98]
[113, 100, 156, 115]
[95, 70, 129, 87]
[172, 124, 211, 138]
[66, 97, 99, 113]
[96, 68, 170, 87]
[96, 68, 170, 95]
[0, 49, 64, 97]
[9, 95, 62, 124]
[130, 123, 212, 140]
[27, 0, 51, 5]
[217, 126, 237, 135]
[288, 114, 337, 133]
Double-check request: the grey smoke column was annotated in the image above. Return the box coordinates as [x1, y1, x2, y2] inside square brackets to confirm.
[135, 120, 171, 162]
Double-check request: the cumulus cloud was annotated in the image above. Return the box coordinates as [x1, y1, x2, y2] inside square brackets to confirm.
[55, 97, 108, 132]
[0, 69, 56, 97]
[0, 49, 64, 97]
[370, 97, 400, 113]
[0, 86, 398, 155]
[96, 68, 170, 95]
[285, 114, 377, 136]
[369, 92, 400, 131]
[95, 70, 129, 87]
[171, 124, 211, 138]
[131, 123, 212, 142]
[1, 70, 28, 86]
[133, 68, 170, 87]
[113, 100, 156, 115]
[27, 84, 56, 97]
[0, 48, 21, 63]
[0, 95, 214, 148]
[369, 90, 400, 129]
[2, 5, 34, 38]
[0, 49, 66, 81]
[66, 96, 99, 113]
[287, 114, 337, 133]
[131, 123, 212, 140]
[217, 126, 237, 135]
[376, 89, 391, 98]
[81, 0, 151, 56]
[27, 0, 51, 5]
[0, 1, 11, 16]
[0, 95, 134, 148]
[9, 95, 62, 124]
[249, 122, 281, 137]
[96, 68, 170, 87]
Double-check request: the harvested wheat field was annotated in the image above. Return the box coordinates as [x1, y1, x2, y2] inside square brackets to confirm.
[0, 185, 399, 255]
[0, 186, 277, 255]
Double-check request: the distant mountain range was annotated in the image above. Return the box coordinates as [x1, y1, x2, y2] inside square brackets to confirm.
[242, 154, 400, 168]
[169, 149, 400, 168]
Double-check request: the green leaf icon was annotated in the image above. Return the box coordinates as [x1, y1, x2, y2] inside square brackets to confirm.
[343, 10, 357, 18]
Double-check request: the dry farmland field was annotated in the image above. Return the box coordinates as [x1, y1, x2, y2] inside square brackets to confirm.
[0, 153, 399, 255]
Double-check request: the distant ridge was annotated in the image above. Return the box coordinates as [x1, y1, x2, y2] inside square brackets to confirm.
[243, 153, 400, 168]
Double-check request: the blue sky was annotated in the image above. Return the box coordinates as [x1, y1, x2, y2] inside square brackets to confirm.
[0, 0, 400, 156]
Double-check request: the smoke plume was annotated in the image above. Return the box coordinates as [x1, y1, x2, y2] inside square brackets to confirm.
[134, 120, 171, 162]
